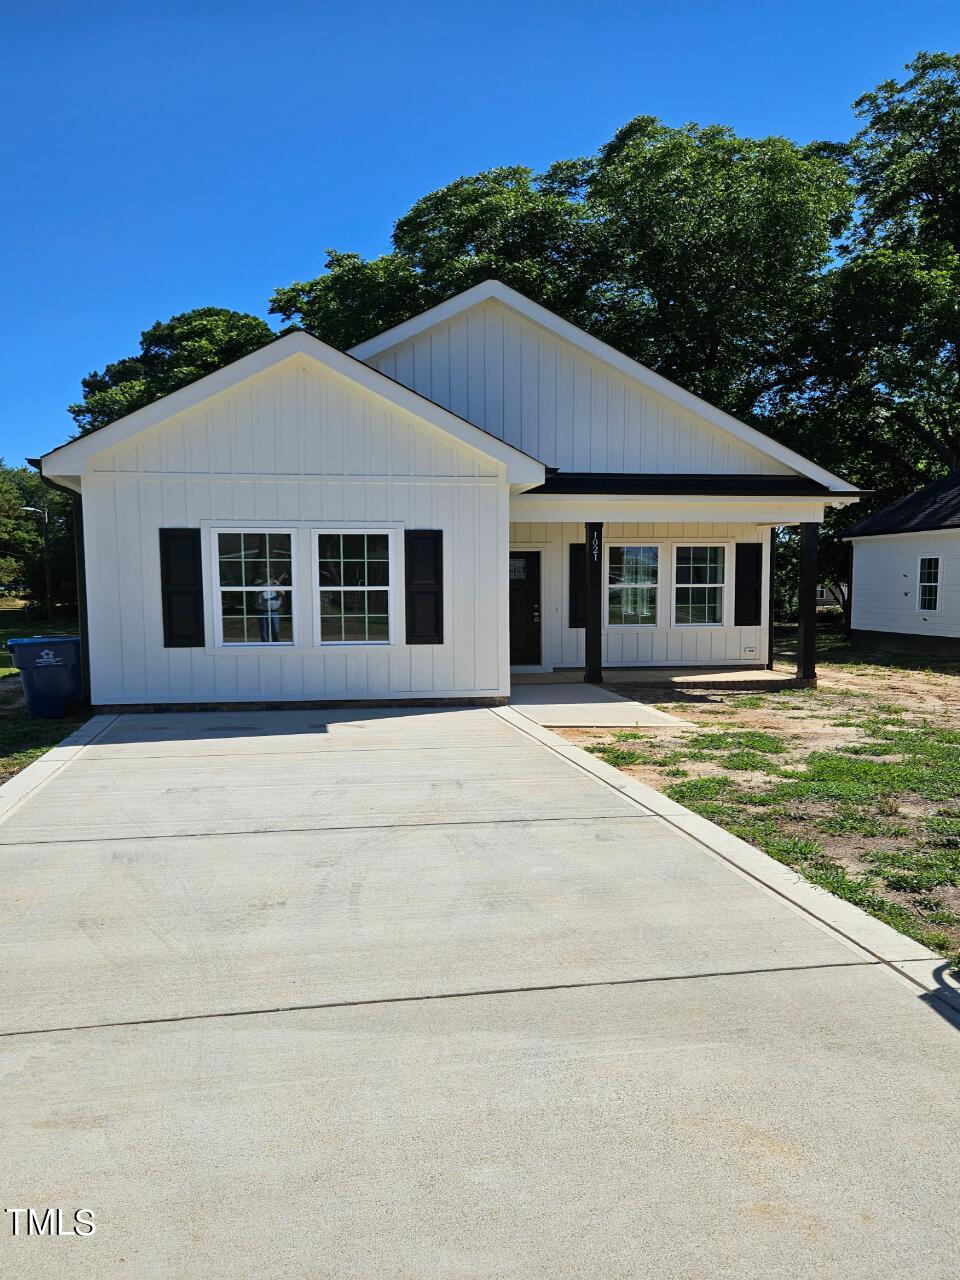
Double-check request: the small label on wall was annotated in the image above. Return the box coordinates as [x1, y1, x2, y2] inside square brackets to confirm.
[743, 646, 757, 655]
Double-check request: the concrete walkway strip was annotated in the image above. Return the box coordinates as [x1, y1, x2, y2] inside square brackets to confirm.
[0, 714, 117, 825]
[509, 681, 682, 727]
[493, 705, 960, 1015]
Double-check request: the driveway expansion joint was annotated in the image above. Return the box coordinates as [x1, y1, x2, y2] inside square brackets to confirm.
[0, 958, 890, 1040]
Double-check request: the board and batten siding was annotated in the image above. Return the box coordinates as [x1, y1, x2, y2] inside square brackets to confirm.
[365, 300, 794, 477]
[851, 530, 960, 639]
[82, 358, 510, 705]
[509, 522, 769, 669]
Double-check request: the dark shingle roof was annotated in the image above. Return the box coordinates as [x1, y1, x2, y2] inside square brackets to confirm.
[843, 469, 960, 538]
[526, 473, 857, 497]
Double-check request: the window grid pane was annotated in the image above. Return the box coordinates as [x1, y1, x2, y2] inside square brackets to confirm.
[317, 533, 391, 643]
[674, 547, 724, 624]
[217, 531, 294, 645]
[674, 587, 723, 625]
[609, 586, 657, 626]
[607, 546, 658, 625]
[676, 545, 725, 586]
[919, 558, 939, 584]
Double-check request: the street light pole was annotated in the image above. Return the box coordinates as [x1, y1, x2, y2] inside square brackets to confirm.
[21, 505, 52, 623]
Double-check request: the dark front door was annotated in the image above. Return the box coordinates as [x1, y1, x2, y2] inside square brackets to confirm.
[509, 551, 541, 665]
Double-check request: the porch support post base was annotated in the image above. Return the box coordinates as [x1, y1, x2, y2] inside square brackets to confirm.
[584, 521, 604, 684]
[797, 521, 818, 682]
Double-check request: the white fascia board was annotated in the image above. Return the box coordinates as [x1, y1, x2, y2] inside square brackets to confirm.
[41, 330, 544, 487]
[351, 279, 852, 493]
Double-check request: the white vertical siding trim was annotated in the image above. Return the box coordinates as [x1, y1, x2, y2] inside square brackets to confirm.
[508, 521, 767, 669]
[369, 300, 796, 476]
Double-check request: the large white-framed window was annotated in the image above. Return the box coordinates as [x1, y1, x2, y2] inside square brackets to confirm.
[918, 556, 940, 613]
[212, 529, 297, 646]
[673, 544, 728, 626]
[605, 543, 660, 627]
[312, 529, 395, 645]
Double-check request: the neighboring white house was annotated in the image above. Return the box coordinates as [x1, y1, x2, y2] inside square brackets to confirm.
[39, 280, 860, 709]
[843, 469, 960, 657]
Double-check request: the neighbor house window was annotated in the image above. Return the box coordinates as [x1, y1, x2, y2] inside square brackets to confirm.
[607, 545, 659, 626]
[316, 531, 391, 643]
[674, 545, 726, 625]
[918, 557, 940, 612]
[216, 531, 294, 644]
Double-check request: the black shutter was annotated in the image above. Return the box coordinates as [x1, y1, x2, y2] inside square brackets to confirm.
[159, 528, 205, 647]
[734, 542, 763, 627]
[569, 542, 587, 628]
[405, 530, 443, 644]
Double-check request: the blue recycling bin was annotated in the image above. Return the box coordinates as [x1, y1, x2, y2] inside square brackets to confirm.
[7, 636, 83, 718]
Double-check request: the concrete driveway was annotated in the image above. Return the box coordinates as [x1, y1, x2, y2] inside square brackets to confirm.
[2, 706, 958, 1278]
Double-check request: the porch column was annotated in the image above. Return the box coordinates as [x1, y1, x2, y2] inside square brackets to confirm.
[766, 527, 777, 671]
[584, 521, 603, 684]
[797, 521, 818, 683]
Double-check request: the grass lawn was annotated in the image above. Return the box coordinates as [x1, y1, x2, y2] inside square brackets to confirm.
[0, 612, 85, 784]
[0, 673, 85, 784]
[563, 630, 960, 971]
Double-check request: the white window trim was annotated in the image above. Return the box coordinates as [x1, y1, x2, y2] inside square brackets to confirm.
[210, 527, 299, 649]
[310, 527, 398, 647]
[671, 541, 733, 628]
[603, 542, 662, 629]
[917, 555, 941, 614]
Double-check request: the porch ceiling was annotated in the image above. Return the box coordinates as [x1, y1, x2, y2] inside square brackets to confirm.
[511, 471, 863, 525]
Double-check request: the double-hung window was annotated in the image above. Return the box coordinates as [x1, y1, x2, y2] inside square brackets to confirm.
[918, 557, 940, 612]
[607, 545, 659, 626]
[216, 531, 295, 645]
[674, 545, 725, 625]
[316, 531, 391, 643]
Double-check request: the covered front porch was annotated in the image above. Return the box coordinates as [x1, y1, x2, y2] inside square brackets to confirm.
[507, 478, 839, 687]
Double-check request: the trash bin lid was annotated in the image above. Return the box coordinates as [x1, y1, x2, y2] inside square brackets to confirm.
[7, 636, 81, 647]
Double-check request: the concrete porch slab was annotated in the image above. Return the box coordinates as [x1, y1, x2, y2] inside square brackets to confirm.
[509, 680, 681, 727]
[514, 665, 802, 691]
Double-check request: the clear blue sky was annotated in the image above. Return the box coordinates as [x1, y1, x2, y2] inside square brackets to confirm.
[2, 0, 958, 465]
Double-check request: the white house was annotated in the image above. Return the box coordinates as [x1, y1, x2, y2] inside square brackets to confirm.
[843, 469, 960, 657]
[38, 281, 860, 709]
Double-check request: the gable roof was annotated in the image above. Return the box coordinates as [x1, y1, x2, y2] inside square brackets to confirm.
[843, 469, 960, 539]
[40, 329, 544, 488]
[350, 279, 854, 494]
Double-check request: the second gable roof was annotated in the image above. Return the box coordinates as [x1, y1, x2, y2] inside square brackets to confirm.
[351, 279, 852, 492]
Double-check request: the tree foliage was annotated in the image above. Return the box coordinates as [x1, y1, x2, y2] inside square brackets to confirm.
[796, 52, 960, 498]
[0, 462, 76, 612]
[60, 50, 960, 594]
[70, 308, 275, 435]
[270, 123, 851, 422]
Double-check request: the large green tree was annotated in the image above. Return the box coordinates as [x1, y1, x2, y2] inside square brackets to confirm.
[0, 462, 76, 616]
[70, 307, 276, 434]
[271, 120, 852, 421]
[795, 52, 960, 497]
